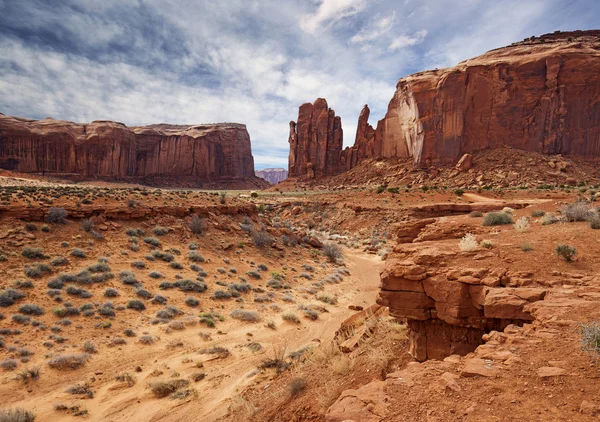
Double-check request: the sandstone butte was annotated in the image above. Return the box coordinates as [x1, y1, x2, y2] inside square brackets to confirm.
[288, 30, 600, 178]
[0, 114, 269, 189]
[255, 167, 288, 185]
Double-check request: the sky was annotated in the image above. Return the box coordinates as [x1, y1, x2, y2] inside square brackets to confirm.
[0, 0, 598, 170]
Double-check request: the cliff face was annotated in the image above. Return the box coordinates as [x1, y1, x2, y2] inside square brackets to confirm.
[255, 168, 288, 184]
[288, 98, 343, 178]
[288, 31, 600, 177]
[0, 114, 266, 187]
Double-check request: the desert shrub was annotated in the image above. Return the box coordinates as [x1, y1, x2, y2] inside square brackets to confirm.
[469, 211, 483, 218]
[70, 248, 86, 258]
[521, 243, 534, 252]
[230, 309, 260, 322]
[581, 322, 600, 356]
[66, 383, 94, 398]
[108, 337, 126, 347]
[589, 213, 600, 230]
[289, 377, 307, 397]
[123, 329, 136, 337]
[185, 297, 200, 307]
[18, 304, 44, 316]
[138, 335, 155, 345]
[458, 233, 478, 252]
[542, 213, 560, 225]
[230, 283, 251, 293]
[50, 256, 69, 266]
[47, 207, 67, 224]
[0, 408, 36, 422]
[531, 210, 545, 217]
[251, 230, 273, 248]
[53, 306, 80, 317]
[21, 247, 47, 259]
[82, 340, 97, 354]
[376, 185, 387, 194]
[174, 279, 207, 293]
[198, 312, 224, 327]
[152, 295, 167, 305]
[480, 240, 493, 249]
[482, 212, 513, 226]
[303, 309, 319, 320]
[322, 243, 343, 263]
[151, 250, 174, 262]
[115, 372, 136, 386]
[136, 289, 153, 299]
[126, 228, 145, 237]
[15, 367, 40, 383]
[282, 311, 300, 324]
[0, 359, 18, 371]
[47, 279, 64, 289]
[0, 289, 26, 307]
[212, 290, 231, 300]
[65, 285, 91, 298]
[188, 251, 205, 263]
[158, 282, 173, 290]
[561, 201, 594, 222]
[24, 263, 51, 278]
[24, 223, 37, 232]
[119, 271, 137, 285]
[189, 215, 207, 235]
[513, 216, 531, 233]
[104, 288, 119, 297]
[81, 218, 93, 232]
[316, 293, 337, 305]
[246, 270, 261, 280]
[13, 280, 33, 289]
[126, 300, 146, 311]
[47, 353, 89, 370]
[149, 271, 163, 279]
[153, 226, 169, 236]
[41, 225, 50, 232]
[148, 379, 189, 398]
[556, 244, 576, 262]
[169, 262, 183, 270]
[131, 260, 146, 269]
[143, 237, 161, 247]
[219, 192, 226, 204]
[168, 320, 185, 330]
[12, 314, 30, 324]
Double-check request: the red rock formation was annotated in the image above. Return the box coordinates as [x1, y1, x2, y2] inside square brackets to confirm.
[0, 114, 268, 188]
[377, 244, 547, 361]
[288, 98, 343, 178]
[255, 168, 288, 184]
[288, 31, 600, 177]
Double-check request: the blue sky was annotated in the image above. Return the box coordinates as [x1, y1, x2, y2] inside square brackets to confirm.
[0, 0, 597, 169]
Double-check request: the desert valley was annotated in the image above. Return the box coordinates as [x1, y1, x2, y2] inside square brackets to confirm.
[1, 7, 600, 422]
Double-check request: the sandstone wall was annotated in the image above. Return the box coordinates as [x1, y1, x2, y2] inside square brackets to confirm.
[0, 114, 262, 186]
[288, 31, 600, 177]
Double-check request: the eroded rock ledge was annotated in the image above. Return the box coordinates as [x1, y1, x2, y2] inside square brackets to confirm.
[377, 244, 547, 361]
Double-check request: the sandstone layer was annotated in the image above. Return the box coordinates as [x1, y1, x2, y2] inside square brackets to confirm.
[377, 244, 547, 361]
[289, 30, 600, 178]
[0, 114, 268, 188]
[255, 168, 288, 184]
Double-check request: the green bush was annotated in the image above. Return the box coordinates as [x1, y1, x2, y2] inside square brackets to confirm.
[482, 212, 513, 226]
[556, 244, 576, 262]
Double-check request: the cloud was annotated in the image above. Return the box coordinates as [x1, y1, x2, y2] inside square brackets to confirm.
[1, 0, 598, 170]
[300, 0, 367, 33]
[388, 30, 427, 51]
[350, 12, 396, 44]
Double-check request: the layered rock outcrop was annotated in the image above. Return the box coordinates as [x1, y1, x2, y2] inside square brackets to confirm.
[377, 244, 547, 361]
[0, 114, 268, 188]
[255, 168, 288, 184]
[289, 31, 600, 178]
[288, 98, 343, 178]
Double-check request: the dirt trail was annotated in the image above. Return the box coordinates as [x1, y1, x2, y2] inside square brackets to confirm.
[18, 250, 383, 422]
[462, 192, 551, 204]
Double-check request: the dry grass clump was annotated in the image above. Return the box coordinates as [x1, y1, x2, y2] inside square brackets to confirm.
[322, 243, 343, 263]
[0, 359, 18, 371]
[458, 233, 478, 252]
[148, 379, 190, 398]
[513, 216, 531, 233]
[47, 207, 67, 224]
[282, 311, 300, 324]
[230, 309, 260, 322]
[115, 372, 136, 386]
[15, 367, 40, 383]
[198, 312, 224, 327]
[561, 201, 594, 222]
[556, 244, 577, 262]
[0, 408, 36, 422]
[289, 377, 307, 397]
[66, 383, 94, 398]
[198, 346, 231, 358]
[138, 335, 156, 345]
[316, 293, 337, 305]
[251, 230, 273, 248]
[47, 353, 90, 370]
[189, 215, 207, 235]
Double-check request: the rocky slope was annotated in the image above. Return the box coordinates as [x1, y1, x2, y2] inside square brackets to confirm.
[0, 114, 269, 188]
[255, 168, 288, 184]
[288, 30, 600, 178]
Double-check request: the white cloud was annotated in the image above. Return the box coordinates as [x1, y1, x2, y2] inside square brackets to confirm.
[350, 12, 396, 44]
[300, 0, 367, 33]
[388, 29, 427, 51]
